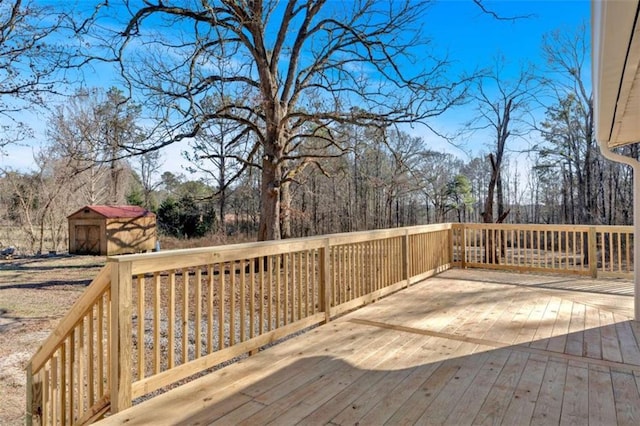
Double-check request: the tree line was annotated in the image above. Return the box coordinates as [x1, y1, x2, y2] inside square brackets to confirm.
[0, 2, 635, 255]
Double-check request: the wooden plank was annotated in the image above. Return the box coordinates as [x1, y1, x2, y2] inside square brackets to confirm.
[583, 305, 602, 359]
[615, 316, 640, 365]
[500, 354, 546, 425]
[318, 335, 435, 425]
[588, 365, 617, 425]
[611, 370, 640, 425]
[383, 359, 462, 424]
[600, 310, 623, 363]
[209, 401, 266, 426]
[565, 302, 586, 356]
[238, 334, 406, 424]
[546, 299, 573, 353]
[559, 362, 590, 425]
[415, 349, 492, 424]
[472, 350, 530, 425]
[443, 349, 511, 425]
[530, 358, 568, 425]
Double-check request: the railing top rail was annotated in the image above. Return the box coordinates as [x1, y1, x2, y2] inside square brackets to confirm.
[29, 264, 112, 373]
[461, 223, 593, 231]
[108, 224, 453, 275]
[460, 223, 634, 233]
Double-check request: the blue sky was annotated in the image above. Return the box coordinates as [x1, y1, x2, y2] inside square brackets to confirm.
[0, 0, 591, 175]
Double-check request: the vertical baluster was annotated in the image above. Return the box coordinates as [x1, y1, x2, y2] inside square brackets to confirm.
[608, 232, 614, 272]
[617, 232, 622, 272]
[297, 252, 303, 320]
[626, 232, 631, 273]
[550, 231, 556, 269]
[136, 275, 145, 380]
[267, 256, 273, 331]
[182, 268, 189, 364]
[288, 253, 294, 322]
[208, 265, 214, 353]
[168, 270, 175, 369]
[61, 341, 67, 425]
[276, 255, 282, 327]
[154, 272, 161, 372]
[97, 296, 104, 397]
[51, 356, 58, 425]
[195, 268, 202, 357]
[43, 366, 50, 424]
[230, 262, 236, 346]
[240, 260, 246, 342]
[218, 263, 225, 349]
[88, 304, 95, 408]
[78, 318, 85, 418]
[70, 332, 76, 423]
[250, 257, 256, 338]
[259, 257, 265, 334]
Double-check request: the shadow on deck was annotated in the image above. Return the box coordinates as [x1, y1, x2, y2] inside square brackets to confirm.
[97, 269, 640, 425]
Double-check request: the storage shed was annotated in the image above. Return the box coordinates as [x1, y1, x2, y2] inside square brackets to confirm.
[68, 205, 156, 256]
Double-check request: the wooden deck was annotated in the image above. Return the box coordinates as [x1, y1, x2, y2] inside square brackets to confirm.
[97, 269, 640, 425]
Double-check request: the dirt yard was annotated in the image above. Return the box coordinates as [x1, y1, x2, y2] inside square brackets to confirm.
[0, 255, 105, 425]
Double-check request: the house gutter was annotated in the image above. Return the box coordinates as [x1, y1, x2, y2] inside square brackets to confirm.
[596, 142, 640, 321]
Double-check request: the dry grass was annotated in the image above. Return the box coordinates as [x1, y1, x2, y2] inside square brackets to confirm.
[0, 255, 105, 426]
[0, 235, 250, 425]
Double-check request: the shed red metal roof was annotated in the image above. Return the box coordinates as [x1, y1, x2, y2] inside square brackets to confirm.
[68, 205, 155, 219]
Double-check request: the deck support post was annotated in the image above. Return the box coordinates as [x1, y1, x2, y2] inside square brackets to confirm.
[110, 260, 133, 412]
[319, 240, 331, 323]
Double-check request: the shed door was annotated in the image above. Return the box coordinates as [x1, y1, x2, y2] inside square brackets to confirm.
[76, 225, 100, 255]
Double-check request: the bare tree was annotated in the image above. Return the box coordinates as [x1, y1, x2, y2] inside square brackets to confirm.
[47, 87, 142, 205]
[84, 0, 468, 240]
[465, 59, 539, 225]
[0, 0, 72, 147]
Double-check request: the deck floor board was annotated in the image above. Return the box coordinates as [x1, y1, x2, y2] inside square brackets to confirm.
[96, 269, 638, 426]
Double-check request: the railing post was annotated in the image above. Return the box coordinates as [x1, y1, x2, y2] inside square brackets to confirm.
[589, 227, 598, 278]
[403, 230, 410, 287]
[459, 224, 467, 269]
[26, 363, 34, 426]
[110, 260, 133, 413]
[319, 240, 331, 323]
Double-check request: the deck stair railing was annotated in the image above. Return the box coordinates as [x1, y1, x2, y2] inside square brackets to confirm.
[25, 223, 634, 425]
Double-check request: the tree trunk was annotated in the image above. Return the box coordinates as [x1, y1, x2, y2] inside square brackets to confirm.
[258, 152, 282, 241]
[280, 180, 292, 239]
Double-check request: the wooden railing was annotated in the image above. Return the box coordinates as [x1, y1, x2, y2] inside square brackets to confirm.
[26, 222, 633, 424]
[452, 224, 634, 278]
[26, 224, 452, 425]
[26, 265, 113, 426]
